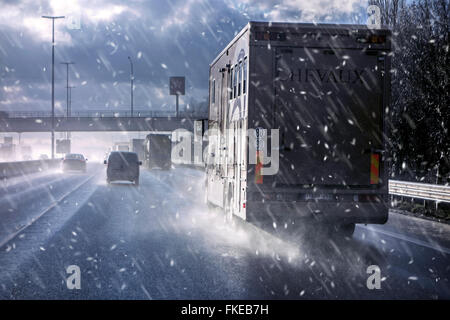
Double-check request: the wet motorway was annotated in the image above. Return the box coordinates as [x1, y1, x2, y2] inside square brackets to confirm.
[0, 163, 449, 299]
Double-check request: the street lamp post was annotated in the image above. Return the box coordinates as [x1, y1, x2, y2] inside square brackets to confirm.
[42, 15, 65, 159]
[128, 56, 134, 117]
[66, 85, 75, 141]
[61, 62, 74, 118]
[68, 86, 75, 117]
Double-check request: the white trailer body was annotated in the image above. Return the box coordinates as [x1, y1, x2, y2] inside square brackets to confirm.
[206, 22, 391, 230]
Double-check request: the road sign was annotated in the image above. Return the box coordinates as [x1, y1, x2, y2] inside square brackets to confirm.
[170, 76, 185, 95]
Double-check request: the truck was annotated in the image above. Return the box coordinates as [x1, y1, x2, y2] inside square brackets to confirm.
[205, 21, 391, 237]
[130, 139, 145, 162]
[113, 142, 129, 152]
[144, 133, 172, 170]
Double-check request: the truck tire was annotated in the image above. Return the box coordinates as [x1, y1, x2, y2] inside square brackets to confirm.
[134, 177, 139, 186]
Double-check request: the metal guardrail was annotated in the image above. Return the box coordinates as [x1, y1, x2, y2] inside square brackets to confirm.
[1, 110, 208, 119]
[0, 159, 62, 179]
[389, 180, 450, 203]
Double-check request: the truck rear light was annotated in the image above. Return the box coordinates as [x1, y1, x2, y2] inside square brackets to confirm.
[370, 153, 380, 184]
[243, 203, 246, 208]
[369, 35, 386, 43]
[255, 151, 263, 184]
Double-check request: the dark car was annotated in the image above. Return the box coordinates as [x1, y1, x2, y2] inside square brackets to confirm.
[104, 151, 141, 186]
[62, 153, 87, 172]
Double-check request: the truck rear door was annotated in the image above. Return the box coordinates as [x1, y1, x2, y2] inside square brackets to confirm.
[274, 46, 385, 186]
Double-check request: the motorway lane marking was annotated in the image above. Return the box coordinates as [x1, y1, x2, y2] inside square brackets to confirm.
[0, 174, 96, 249]
[357, 224, 450, 255]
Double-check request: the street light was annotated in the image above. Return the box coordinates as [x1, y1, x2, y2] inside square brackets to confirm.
[68, 86, 76, 117]
[128, 56, 134, 117]
[60, 62, 74, 118]
[42, 15, 65, 159]
[66, 85, 75, 141]
[61, 62, 74, 142]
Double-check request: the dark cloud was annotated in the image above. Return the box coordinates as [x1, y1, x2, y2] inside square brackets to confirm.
[0, 0, 367, 113]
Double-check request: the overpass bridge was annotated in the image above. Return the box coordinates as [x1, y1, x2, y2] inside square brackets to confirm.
[0, 110, 207, 132]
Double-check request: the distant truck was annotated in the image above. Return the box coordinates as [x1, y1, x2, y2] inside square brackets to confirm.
[144, 133, 171, 170]
[130, 139, 145, 162]
[205, 22, 391, 237]
[113, 142, 129, 152]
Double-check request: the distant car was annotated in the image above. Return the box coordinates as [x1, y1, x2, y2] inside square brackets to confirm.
[104, 151, 141, 186]
[39, 154, 49, 160]
[62, 153, 87, 172]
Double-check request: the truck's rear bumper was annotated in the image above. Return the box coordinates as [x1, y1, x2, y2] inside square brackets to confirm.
[246, 200, 389, 226]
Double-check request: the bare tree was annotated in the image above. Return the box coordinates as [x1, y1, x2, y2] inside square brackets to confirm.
[385, 0, 450, 182]
[369, 0, 402, 28]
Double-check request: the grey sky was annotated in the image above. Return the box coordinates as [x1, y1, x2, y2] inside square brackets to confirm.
[0, 0, 370, 159]
[0, 0, 369, 113]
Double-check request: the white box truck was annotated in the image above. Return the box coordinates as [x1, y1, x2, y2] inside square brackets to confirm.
[205, 22, 391, 236]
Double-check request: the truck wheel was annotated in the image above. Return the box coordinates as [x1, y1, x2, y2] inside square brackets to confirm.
[134, 178, 139, 186]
